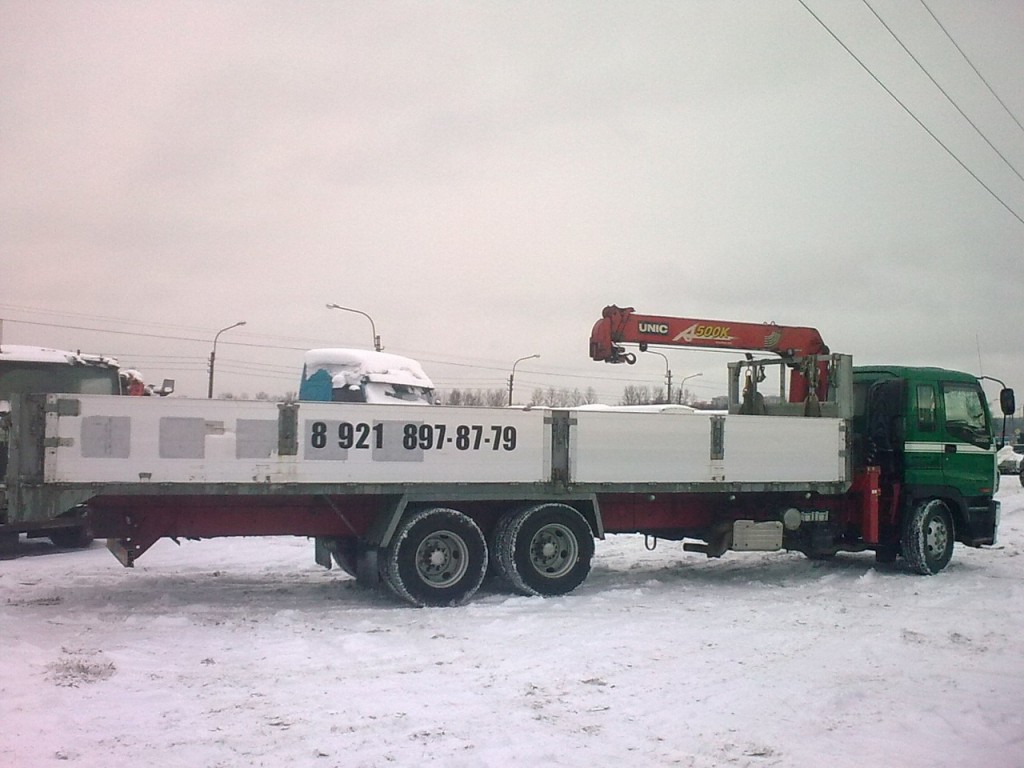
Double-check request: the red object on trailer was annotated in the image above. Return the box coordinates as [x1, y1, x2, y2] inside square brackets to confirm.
[589, 305, 831, 404]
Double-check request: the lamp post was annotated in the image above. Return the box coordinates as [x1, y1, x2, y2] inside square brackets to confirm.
[508, 354, 540, 406]
[679, 372, 703, 404]
[645, 350, 672, 403]
[326, 303, 381, 351]
[208, 321, 246, 399]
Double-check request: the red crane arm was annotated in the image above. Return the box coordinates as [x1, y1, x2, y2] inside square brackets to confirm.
[590, 305, 828, 362]
[590, 305, 831, 405]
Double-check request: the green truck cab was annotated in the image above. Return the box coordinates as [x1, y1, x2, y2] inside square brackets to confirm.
[852, 365, 1011, 573]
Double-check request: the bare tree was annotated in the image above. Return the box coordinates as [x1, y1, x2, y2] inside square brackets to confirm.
[620, 385, 652, 405]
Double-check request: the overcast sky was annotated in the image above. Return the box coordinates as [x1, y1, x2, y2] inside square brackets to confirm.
[2, 1, 1022, 406]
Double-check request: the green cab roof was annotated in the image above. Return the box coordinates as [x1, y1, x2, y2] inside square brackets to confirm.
[852, 365, 979, 385]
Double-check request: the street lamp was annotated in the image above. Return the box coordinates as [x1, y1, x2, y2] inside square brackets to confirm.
[679, 372, 703, 404]
[645, 350, 672, 403]
[326, 303, 381, 351]
[208, 321, 246, 399]
[508, 354, 540, 406]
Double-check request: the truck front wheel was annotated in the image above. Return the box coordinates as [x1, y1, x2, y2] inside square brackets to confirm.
[902, 499, 954, 575]
[494, 504, 594, 596]
[381, 508, 487, 607]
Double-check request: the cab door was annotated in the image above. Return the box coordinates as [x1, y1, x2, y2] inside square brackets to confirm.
[902, 381, 943, 489]
[938, 381, 995, 497]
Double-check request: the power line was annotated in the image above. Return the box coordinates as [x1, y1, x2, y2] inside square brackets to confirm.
[919, 0, 1024, 135]
[3, 303, 728, 381]
[0, 302, 218, 336]
[797, 0, 1024, 226]
[3, 308, 731, 398]
[2, 317, 326, 355]
[861, 0, 1024, 185]
[0, 305, 375, 353]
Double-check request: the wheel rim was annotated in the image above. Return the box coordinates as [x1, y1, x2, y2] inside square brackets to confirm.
[528, 523, 578, 578]
[924, 514, 950, 560]
[414, 529, 469, 589]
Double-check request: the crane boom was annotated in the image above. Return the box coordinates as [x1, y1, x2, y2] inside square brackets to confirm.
[590, 305, 831, 405]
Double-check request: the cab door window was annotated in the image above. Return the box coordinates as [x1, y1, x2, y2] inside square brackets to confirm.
[941, 383, 990, 448]
[915, 385, 936, 432]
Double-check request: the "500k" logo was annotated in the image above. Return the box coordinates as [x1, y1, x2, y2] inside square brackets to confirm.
[673, 323, 735, 343]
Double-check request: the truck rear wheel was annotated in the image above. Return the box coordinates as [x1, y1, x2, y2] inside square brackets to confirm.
[381, 508, 487, 607]
[902, 499, 954, 575]
[494, 504, 594, 597]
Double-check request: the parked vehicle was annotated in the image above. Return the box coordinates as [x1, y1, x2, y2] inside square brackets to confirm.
[299, 348, 435, 404]
[0, 345, 126, 549]
[0, 344, 172, 549]
[997, 444, 1024, 474]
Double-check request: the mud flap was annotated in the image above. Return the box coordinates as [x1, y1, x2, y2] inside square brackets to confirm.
[314, 536, 333, 569]
[356, 547, 380, 585]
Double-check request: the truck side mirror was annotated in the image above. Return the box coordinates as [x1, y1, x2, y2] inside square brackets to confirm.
[1000, 388, 1015, 416]
[158, 379, 175, 397]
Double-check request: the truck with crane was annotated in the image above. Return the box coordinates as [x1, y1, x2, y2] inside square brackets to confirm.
[0, 308, 1012, 605]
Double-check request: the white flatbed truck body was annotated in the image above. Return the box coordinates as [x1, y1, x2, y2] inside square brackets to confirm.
[37, 396, 847, 488]
[3, 354, 883, 607]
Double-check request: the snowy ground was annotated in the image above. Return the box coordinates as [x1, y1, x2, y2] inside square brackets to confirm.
[3, 483, 1023, 768]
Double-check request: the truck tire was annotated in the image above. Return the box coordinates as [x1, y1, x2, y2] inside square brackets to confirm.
[486, 511, 516, 582]
[381, 508, 487, 607]
[494, 504, 594, 597]
[0, 531, 19, 555]
[48, 526, 94, 549]
[902, 499, 954, 575]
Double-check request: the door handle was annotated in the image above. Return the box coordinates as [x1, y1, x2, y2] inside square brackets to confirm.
[944, 444, 957, 454]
